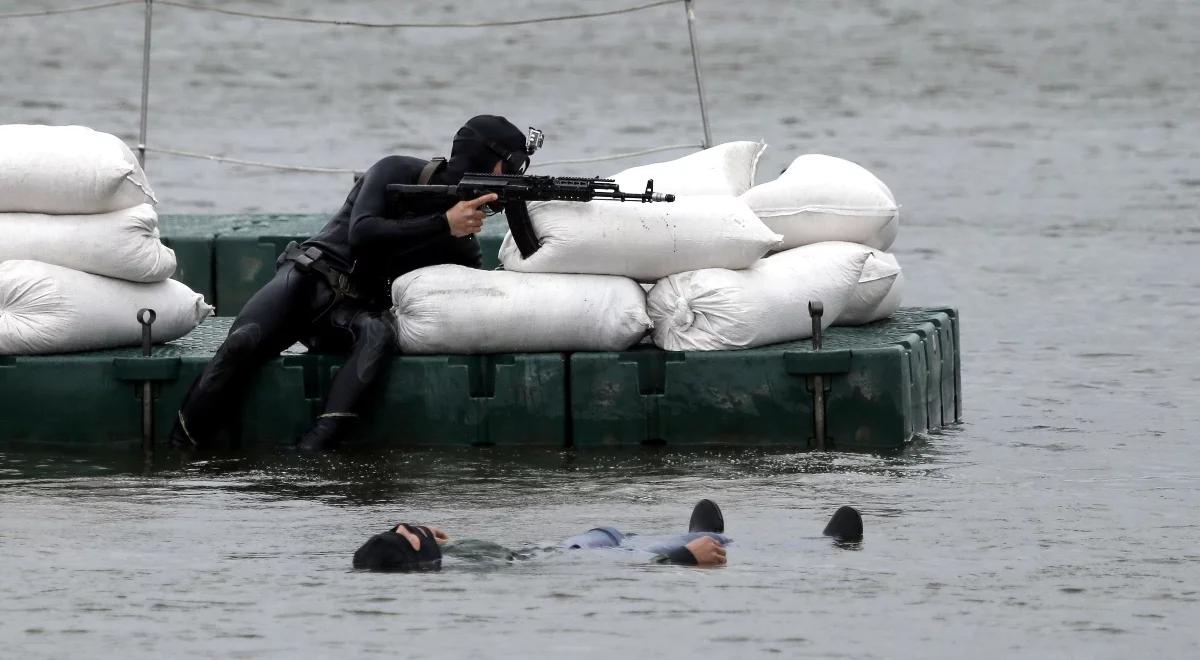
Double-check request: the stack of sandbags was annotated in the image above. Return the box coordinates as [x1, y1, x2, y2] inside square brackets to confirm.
[0, 125, 212, 355]
[392, 143, 781, 354]
[643, 152, 909, 347]
[395, 144, 905, 353]
[739, 153, 906, 327]
[498, 141, 781, 281]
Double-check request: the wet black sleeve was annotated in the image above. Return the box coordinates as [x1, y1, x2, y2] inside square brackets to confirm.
[348, 156, 450, 251]
[653, 546, 698, 565]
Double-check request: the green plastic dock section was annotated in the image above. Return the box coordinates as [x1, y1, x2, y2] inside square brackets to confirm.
[570, 308, 960, 452]
[213, 214, 328, 315]
[0, 323, 319, 447]
[157, 214, 235, 308]
[160, 213, 509, 316]
[0, 308, 959, 452]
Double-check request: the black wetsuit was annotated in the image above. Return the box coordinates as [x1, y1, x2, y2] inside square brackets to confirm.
[304, 155, 483, 298]
[172, 115, 529, 449]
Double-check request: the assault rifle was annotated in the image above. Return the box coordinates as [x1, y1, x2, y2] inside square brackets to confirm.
[387, 173, 676, 258]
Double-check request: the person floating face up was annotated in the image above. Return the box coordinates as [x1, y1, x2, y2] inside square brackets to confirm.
[351, 501, 865, 572]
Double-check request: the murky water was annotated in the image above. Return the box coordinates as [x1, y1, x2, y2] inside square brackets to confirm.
[2, 0, 1199, 657]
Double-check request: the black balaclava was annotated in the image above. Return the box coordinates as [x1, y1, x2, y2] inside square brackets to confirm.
[446, 115, 528, 179]
[352, 524, 443, 572]
[688, 499, 725, 533]
[822, 506, 864, 542]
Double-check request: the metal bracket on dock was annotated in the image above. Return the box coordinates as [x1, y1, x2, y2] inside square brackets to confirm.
[111, 309, 176, 460]
[809, 302, 826, 450]
[112, 357, 182, 382]
[782, 301, 855, 451]
[782, 350, 852, 375]
[138, 309, 156, 460]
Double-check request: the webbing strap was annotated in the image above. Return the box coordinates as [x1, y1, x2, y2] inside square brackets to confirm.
[417, 157, 446, 185]
[279, 242, 368, 301]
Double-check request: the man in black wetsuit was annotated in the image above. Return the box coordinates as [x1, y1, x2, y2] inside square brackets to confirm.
[171, 115, 534, 452]
[351, 501, 866, 572]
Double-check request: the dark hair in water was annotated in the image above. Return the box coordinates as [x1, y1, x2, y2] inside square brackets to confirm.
[353, 524, 443, 572]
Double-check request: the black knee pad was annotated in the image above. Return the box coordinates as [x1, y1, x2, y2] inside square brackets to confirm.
[211, 321, 274, 372]
[216, 322, 266, 362]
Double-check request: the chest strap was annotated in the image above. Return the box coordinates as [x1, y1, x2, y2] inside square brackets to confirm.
[417, 157, 446, 185]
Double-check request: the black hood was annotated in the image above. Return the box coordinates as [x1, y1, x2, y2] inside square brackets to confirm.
[447, 115, 527, 177]
[353, 524, 443, 572]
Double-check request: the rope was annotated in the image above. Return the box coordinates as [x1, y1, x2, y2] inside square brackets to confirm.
[4, 0, 714, 182]
[143, 143, 703, 174]
[143, 147, 357, 174]
[155, 0, 680, 28]
[531, 143, 702, 168]
[0, 0, 138, 19]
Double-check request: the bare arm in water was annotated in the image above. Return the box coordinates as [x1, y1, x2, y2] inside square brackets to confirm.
[655, 536, 727, 566]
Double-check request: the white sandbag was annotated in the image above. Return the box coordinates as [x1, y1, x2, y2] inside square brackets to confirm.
[393, 265, 650, 354]
[0, 260, 211, 355]
[499, 196, 782, 282]
[836, 251, 906, 326]
[610, 141, 765, 197]
[0, 124, 157, 214]
[647, 242, 872, 351]
[0, 205, 175, 282]
[740, 154, 898, 250]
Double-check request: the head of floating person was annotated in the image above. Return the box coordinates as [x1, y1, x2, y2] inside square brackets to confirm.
[353, 524, 443, 572]
[449, 115, 538, 177]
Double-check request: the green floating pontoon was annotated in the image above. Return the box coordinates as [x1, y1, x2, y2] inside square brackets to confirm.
[0, 309, 959, 452]
[0, 215, 960, 451]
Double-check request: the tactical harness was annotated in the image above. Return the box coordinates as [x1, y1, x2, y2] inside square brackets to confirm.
[278, 158, 447, 302]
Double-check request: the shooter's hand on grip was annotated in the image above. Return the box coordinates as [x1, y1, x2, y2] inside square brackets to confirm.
[445, 193, 498, 237]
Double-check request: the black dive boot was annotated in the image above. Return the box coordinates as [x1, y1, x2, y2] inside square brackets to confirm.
[296, 416, 356, 453]
[688, 499, 725, 533]
[822, 506, 863, 542]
